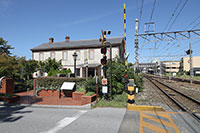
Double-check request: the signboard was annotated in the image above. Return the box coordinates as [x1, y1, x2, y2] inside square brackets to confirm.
[0, 76, 5, 89]
[60, 82, 75, 90]
[102, 78, 107, 85]
[102, 86, 108, 93]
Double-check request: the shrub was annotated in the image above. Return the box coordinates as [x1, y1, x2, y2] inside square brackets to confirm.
[76, 86, 86, 92]
[36, 77, 85, 91]
[133, 74, 144, 92]
[84, 77, 102, 92]
[84, 91, 95, 96]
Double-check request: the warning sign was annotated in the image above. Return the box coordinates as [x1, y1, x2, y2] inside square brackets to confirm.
[102, 78, 107, 85]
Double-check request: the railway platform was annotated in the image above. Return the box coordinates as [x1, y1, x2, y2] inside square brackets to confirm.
[119, 107, 200, 133]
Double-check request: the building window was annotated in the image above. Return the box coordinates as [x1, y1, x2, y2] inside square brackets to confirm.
[51, 52, 55, 59]
[39, 52, 44, 61]
[75, 50, 80, 60]
[89, 50, 94, 60]
[76, 68, 80, 77]
[63, 51, 67, 61]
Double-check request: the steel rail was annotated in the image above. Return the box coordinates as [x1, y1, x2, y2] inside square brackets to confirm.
[145, 76, 200, 123]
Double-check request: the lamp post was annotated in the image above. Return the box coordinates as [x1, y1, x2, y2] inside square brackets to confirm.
[73, 52, 78, 78]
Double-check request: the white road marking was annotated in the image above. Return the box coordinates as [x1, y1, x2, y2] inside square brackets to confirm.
[41, 110, 87, 133]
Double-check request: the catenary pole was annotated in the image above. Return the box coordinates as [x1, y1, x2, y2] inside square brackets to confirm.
[135, 19, 139, 73]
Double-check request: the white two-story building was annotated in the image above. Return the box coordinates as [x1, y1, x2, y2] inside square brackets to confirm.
[31, 36, 124, 78]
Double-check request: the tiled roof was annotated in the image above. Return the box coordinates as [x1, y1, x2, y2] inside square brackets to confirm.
[31, 37, 123, 52]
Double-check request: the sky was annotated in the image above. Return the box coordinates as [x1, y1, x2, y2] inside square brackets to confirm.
[0, 0, 200, 63]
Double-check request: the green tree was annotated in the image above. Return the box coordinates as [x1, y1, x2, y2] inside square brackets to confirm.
[18, 57, 38, 80]
[39, 58, 61, 73]
[106, 57, 143, 96]
[0, 37, 14, 56]
[0, 54, 18, 78]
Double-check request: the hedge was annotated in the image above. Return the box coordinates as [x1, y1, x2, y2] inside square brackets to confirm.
[36, 77, 86, 91]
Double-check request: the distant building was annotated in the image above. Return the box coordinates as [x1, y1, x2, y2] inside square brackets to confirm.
[31, 36, 124, 78]
[180, 56, 200, 72]
[161, 61, 180, 73]
[136, 63, 158, 74]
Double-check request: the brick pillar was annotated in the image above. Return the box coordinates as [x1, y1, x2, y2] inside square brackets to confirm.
[0, 78, 14, 94]
[33, 78, 38, 96]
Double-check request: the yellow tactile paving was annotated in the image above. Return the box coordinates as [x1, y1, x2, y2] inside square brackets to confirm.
[196, 113, 200, 117]
[139, 112, 180, 133]
[127, 105, 165, 111]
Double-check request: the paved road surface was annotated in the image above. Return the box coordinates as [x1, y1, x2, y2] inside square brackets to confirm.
[1, 105, 200, 133]
[0, 105, 126, 133]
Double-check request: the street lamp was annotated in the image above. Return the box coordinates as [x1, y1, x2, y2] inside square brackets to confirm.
[73, 52, 78, 78]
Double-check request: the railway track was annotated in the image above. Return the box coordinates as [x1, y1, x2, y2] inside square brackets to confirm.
[144, 74, 200, 84]
[145, 76, 200, 123]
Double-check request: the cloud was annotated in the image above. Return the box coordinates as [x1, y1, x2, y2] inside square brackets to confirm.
[58, 6, 136, 28]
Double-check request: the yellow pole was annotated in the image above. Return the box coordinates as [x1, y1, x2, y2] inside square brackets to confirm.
[124, 3, 127, 54]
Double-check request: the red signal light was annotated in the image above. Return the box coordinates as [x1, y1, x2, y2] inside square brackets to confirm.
[101, 56, 107, 65]
[125, 74, 127, 78]
[101, 46, 107, 54]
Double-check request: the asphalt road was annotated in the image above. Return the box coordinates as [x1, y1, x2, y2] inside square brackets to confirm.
[0, 105, 126, 133]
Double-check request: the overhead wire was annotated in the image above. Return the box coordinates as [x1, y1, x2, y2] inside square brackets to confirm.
[185, 15, 200, 30]
[174, 39, 200, 54]
[149, 0, 156, 23]
[156, 0, 188, 56]
[167, 0, 189, 31]
[138, 0, 144, 62]
[163, 0, 182, 31]
[154, 0, 182, 58]
[138, 0, 144, 32]
[192, 21, 200, 29]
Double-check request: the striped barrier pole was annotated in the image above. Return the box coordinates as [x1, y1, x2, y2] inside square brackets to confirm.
[124, 3, 128, 91]
[127, 79, 135, 105]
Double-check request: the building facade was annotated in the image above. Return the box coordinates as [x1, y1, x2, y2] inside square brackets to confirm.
[161, 61, 180, 73]
[180, 56, 200, 72]
[31, 36, 124, 78]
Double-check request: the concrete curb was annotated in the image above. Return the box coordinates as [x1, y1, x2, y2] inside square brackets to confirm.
[0, 102, 92, 110]
[127, 105, 165, 111]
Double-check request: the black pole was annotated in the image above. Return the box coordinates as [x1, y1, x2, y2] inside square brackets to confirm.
[74, 59, 76, 78]
[110, 42, 112, 99]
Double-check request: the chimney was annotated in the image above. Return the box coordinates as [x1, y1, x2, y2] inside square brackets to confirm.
[49, 37, 54, 43]
[65, 36, 70, 42]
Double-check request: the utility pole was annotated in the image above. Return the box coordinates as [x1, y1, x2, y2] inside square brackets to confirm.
[110, 42, 112, 99]
[135, 18, 139, 73]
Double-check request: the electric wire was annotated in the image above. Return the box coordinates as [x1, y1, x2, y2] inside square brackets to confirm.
[154, 0, 182, 58]
[157, 0, 188, 55]
[138, 0, 144, 32]
[192, 21, 200, 29]
[173, 39, 200, 54]
[163, 0, 182, 31]
[167, 0, 189, 31]
[149, 0, 156, 23]
[185, 15, 200, 30]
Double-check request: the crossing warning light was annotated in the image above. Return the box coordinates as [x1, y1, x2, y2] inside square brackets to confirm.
[101, 46, 107, 54]
[101, 56, 107, 65]
[125, 74, 127, 78]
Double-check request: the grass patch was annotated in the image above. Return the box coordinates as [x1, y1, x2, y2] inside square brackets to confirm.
[84, 91, 95, 96]
[175, 75, 200, 80]
[76, 87, 86, 92]
[92, 92, 128, 108]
